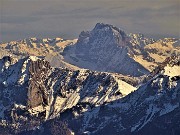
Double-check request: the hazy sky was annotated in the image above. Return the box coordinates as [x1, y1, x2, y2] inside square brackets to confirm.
[0, 0, 179, 42]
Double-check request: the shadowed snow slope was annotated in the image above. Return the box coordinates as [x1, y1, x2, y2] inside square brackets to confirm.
[63, 23, 149, 77]
[0, 56, 136, 134]
[0, 23, 179, 76]
[62, 23, 179, 77]
[49, 56, 180, 135]
[0, 23, 179, 135]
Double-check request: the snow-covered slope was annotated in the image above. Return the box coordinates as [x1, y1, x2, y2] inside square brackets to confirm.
[0, 23, 179, 135]
[0, 37, 77, 55]
[0, 55, 179, 135]
[63, 23, 149, 77]
[62, 23, 179, 76]
[0, 37, 79, 70]
[0, 23, 179, 76]
[49, 56, 180, 135]
[0, 56, 136, 134]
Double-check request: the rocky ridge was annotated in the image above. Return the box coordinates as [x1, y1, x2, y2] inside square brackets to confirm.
[0, 55, 179, 135]
[47, 56, 180, 135]
[62, 23, 179, 76]
[0, 56, 136, 134]
[0, 23, 179, 76]
[0, 23, 179, 135]
[0, 37, 79, 70]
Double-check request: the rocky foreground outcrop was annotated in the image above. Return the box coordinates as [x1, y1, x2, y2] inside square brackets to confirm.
[41, 56, 180, 135]
[0, 56, 136, 134]
[0, 55, 179, 135]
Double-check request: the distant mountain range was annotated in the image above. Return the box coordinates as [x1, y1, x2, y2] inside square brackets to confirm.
[63, 23, 179, 76]
[0, 23, 179, 135]
[1, 23, 179, 77]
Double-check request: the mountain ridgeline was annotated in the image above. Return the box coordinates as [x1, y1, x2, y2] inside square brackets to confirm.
[0, 23, 179, 135]
[0, 55, 136, 134]
[63, 23, 179, 76]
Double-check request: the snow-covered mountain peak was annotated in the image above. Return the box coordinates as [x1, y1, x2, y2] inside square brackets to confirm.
[64, 23, 149, 76]
[49, 57, 180, 135]
[0, 56, 137, 132]
[129, 33, 156, 47]
[144, 56, 180, 83]
[77, 23, 127, 47]
[0, 56, 18, 71]
[28, 55, 44, 61]
[93, 23, 127, 44]
[162, 56, 180, 77]
[0, 22, 179, 134]
[93, 23, 124, 33]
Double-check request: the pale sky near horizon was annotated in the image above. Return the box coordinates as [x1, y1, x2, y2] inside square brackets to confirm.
[0, 0, 179, 42]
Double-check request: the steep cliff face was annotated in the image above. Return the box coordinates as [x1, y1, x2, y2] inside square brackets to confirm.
[63, 23, 149, 77]
[1, 24, 178, 76]
[27, 58, 51, 109]
[0, 56, 136, 133]
[0, 23, 179, 135]
[51, 56, 180, 135]
[62, 23, 179, 76]
[0, 56, 179, 135]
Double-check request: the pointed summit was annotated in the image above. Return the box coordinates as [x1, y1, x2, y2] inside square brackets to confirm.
[92, 23, 127, 42]
[77, 23, 128, 49]
[93, 22, 122, 32]
[93, 22, 113, 30]
[64, 23, 149, 76]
